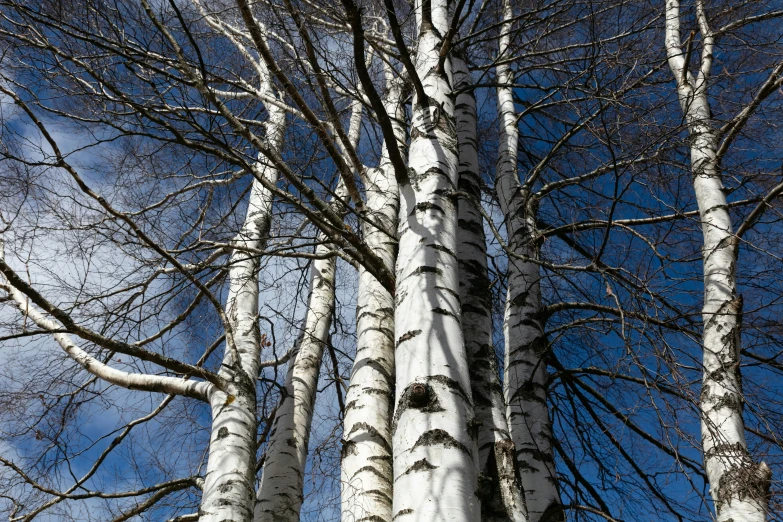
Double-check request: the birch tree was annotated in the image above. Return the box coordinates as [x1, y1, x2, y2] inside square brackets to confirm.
[1, 1, 783, 522]
[453, 52, 527, 522]
[256, 95, 363, 521]
[0, 2, 374, 520]
[494, 3, 562, 520]
[663, 1, 783, 519]
[340, 62, 405, 522]
[390, 0, 479, 516]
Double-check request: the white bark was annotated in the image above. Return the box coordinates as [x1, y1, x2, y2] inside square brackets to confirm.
[202, 385, 259, 522]
[665, 2, 771, 520]
[453, 54, 527, 522]
[0, 279, 212, 402]
[253, 236, 338, 522]
[341, 64, 405, 522]
[200, 101, 286, 522]
[496, 2, 562, 520]
[256, 100, 362, 522]
[392, 4, 479, 521]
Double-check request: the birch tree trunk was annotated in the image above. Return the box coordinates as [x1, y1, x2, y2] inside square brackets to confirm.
[254, 230, 339, 522]
[664, 2, 771, 520]
[341, 64, 405, 522]
[200, 103, 286, 522]
[256, 100, 362, 522]
[495, 2, 562, 520]
[392, 3, 479, 520]
[453, 54, 528, 522]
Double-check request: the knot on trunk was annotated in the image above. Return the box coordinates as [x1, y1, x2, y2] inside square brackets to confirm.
[392, 382, 443, 434]
[409, 383, 429, 406]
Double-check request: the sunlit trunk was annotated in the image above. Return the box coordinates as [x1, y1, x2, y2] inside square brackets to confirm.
[495, 2, 562, 520]
[254, 235, 338, 522]
[256, 100, 362, 522]
[665, 2, 771, 519]
[392, 3, 479, 521]
[200, 103, 285, 522]
[341, 64, 405, 522]
[453, 54, 528, 522]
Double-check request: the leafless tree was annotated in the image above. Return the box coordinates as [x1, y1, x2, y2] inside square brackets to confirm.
[1, 1, 783, 522]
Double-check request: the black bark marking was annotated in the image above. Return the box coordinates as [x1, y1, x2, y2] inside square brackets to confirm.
[402, 458, 438, 475]
[412, 429, 471, 455]
[702, 204, 729, 217]
[350, 359, 393, 383]
[357, 310, 382, 322]
[409, 265, 442, 277]
[704, 390, 743, 414]
[427, 374, 472, 404]
[364, 489, 393, 504]
[509, 380, 546, 404]
[458, 218, 483, 235]
[435, 285, 461, 302]
[357, 516, 391, 522]
[539, 501, 566, 522]
[345, 422, 392, 453]
[426, 243, 457, 258]
[344, 400, 364, 412]
[356, 326, 394, 342]
[704, 295, 743, 330]
[716, 461, 771, 510]
[515, 446, 556, 464]
[217, 480, 239, 494]
[411, 202, 445, 216]
[369, 455, 393, 462]
[396, 330, 422, 348]
[355, 465, 393, 485]
[462, 303, 489, 317]
[432, 307, 459, 320]
[424, 166, 456, 187]
[703, 441, 750, 459]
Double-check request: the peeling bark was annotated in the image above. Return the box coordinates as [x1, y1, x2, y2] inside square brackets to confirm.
[664, 2, 771, 520]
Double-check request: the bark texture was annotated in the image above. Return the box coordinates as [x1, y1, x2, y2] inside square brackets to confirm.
[199, 102, 285, 522]
[496, 2, 562, 520]
[453, 54, 528, 522]
[665, 2, 771, 520]
[341, 65, 405, 522]
[392, 5, 479, 521]
[254, 239, 338, 522]
[256, 102, 361, 521]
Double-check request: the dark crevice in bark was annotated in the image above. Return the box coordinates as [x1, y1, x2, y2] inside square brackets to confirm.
[412, 429, 471, 455]
[402, 458, 439, 476]
[344, 422, 393, 454]
[396, 330, 422, 347]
